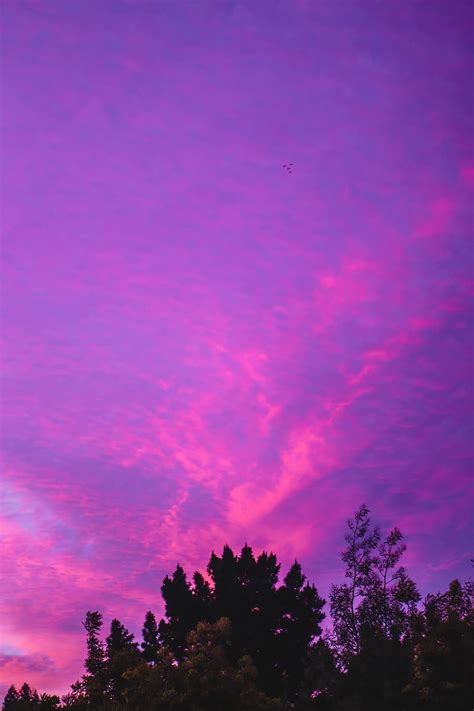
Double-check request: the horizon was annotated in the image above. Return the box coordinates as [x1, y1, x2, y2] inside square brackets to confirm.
[1, 0, 473, 697]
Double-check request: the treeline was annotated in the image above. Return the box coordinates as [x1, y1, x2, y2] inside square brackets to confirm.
[3, 505, 473, 710]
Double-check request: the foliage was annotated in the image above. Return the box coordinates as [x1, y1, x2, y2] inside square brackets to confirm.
[328, 505, 421, 709]
[159, 542, 325, 699]
[106, 618, 141, 702]
[3, 505, 472, 711]
[141, 611, 160, 664]
[2, 685, 60, 710]
[176, 617, 284, 710]
[329, 505, 420, 659]
[404, 579, 474, 710]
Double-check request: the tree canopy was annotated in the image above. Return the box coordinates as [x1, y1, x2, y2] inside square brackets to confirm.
[3, 505, 473, 711]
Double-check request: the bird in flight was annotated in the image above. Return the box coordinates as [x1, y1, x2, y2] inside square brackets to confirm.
[283, 163, 293, 174]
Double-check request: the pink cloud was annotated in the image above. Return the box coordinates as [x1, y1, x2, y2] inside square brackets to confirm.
[415, 197, 457, 241]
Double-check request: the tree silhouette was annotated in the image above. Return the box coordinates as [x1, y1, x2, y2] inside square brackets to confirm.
[158, 543, 325, 700]
[1, 684, 60, 711]
[63, 611, 107, 708]
[405, 579, 474, 710]
[276, 561, 325, 699]
[106, 618, 140, 702]
[141, 611, 161, 664]
[159, 564, 197, 661]
[107, 619, 137, 655]
[192, 571, 212, 622]
[178, 618, 284, 710]
[329, 505, 420, 710]
[19, 684, 39, 706]
[329, 504, 381, 663]
[2, 687, 19, 710]
[2, 506, 473, 711]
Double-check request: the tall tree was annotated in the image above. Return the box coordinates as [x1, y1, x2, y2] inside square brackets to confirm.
[158, 564, 195, 661]
[207, 545, 284, 694]
[329, 505, 419, 710]
[276, 561, 325, 700]
[141, 611, 160, 664]
[19, 683, 40, 706]
[2, 686, 20, 710]
[158, 543, 325, 700]
[329, 504, 381, 663]
[106, 618, 140, 701]
[405, 579, 474, 710]
[360, 527, 420, 639]
[79, 610, 107, 707]
[83, 611, 106, 679]
[106, 619, 137, 656]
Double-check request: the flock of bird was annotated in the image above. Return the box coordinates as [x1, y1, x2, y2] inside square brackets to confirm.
[283, 162, 293, 174]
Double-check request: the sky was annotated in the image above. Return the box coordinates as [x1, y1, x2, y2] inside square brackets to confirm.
[1, 0, 473, 697]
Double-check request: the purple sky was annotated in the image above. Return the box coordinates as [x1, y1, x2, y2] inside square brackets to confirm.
[1, 0, 473, 696]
